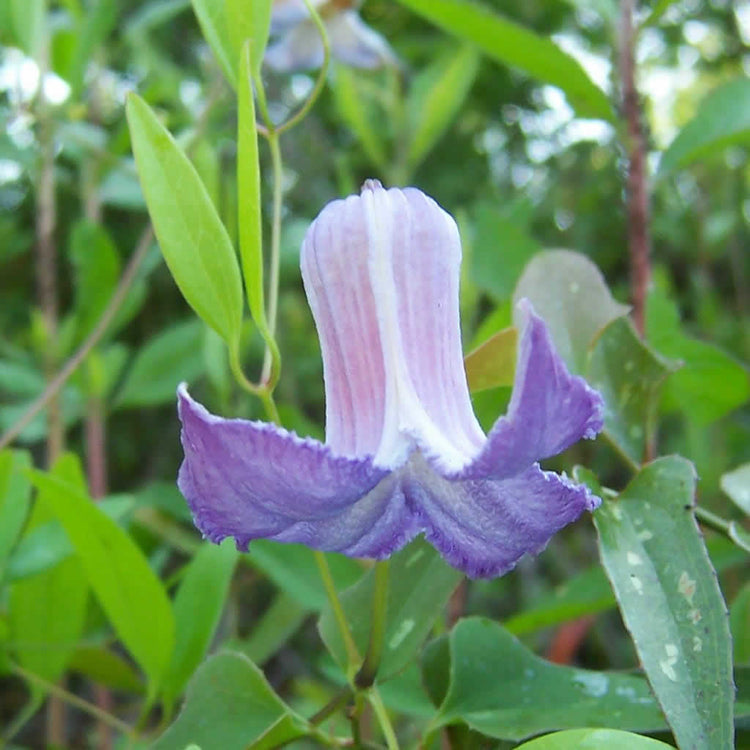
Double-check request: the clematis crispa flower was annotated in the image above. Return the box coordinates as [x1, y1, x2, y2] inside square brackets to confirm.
[265, 0, 396, 72]
[177, 181, 604, 578]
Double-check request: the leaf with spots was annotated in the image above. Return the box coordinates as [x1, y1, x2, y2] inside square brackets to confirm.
[594, 457, 734, 750]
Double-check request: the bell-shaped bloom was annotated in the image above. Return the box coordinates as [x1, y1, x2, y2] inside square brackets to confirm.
[178, 181, 604, 578]
[265, 0, 396, 72]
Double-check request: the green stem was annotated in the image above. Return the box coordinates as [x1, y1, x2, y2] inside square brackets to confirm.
[309, 686, 353, 726]
[368, 687, 399, 750]
[8, 662, 137, 741]
[229, 345, 280, 423]
[314, 550, 361, 675]
[355, 560, 389, 689]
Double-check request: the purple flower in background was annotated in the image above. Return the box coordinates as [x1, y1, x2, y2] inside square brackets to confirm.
[177, 181, 604, 578]
[265, 0, 396, 72]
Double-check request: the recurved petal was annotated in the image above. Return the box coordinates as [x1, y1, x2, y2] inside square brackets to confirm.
[177, 386, 415, 557]
[454, 301, 604, 481]
[406, 455, 599, 578]
[265, 20, 324, 71]
[326, 11, 397, 69]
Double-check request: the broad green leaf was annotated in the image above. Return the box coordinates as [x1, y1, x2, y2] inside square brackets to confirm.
[405, 44, 480, 171]
[464, 326, 517, 392]
[161, 539, 238, 709]
[9, 455, 88, 694]
[659, 78, 750, 175]
[29, 464, 175, 700]
[641, 0, 681, 27]
[513, 249, 629, 373]
[722, 463, 750, 515]
[227, 0, 271, 81]
[587, 317, 674, 466]
[152, 651, 309, 750]
[68, 219, 121, 345]
[394, 0, 613, 122]
[471, 199, 540, 303]
[594, 457, 734, 750]
[646, 288, 749, 425]
[514, 728, 674, 749]
[126, 93, 243, 350]
[332, 65, 388, 168]
[69, 645, 145, 694]
[231, 593, 309, 666]
[238, 42, 272, 344]
[319, 539, 461, 679]
[731, 583, 750, 665]
[0, 449, 31, 581]
[425, 617, 667, 740]
[0, 359, 45, 397]
[247, 541, 364, 611]
[9, 0, 45, 58]
[114, 319, 205, 409]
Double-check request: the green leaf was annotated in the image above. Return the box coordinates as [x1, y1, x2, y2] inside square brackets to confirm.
[69, 645, 146, 694]
[29, 463, 176, 701]
[425, 617, 667, 740]
[587, 317, 674, 466]
[161, 539, 238, 709]
[514, 728, 674, 749]
[646, 288, 749, 425]
[247, 541, 364, 611]
[332, 66, 388, 168]
[464, 326, 517, 392]
[67, 0, 118, 95]
[230, 593, 309, 666]
[115, 319, 205, 409]
[190, 0, 236, 85]
[68, 219, 121, 345]
[318, 539, 461, 679]
[730, 583, 750, 665]
[126, 93, 244, 350]
[405, 44, 480, 171]
[721, 463, 750, 516]
[471, 199, 541, 303]
[227, 0, 271, 81]
[659, 78, 750, 175]
[513, 249, 629, 373]
[594, 457, 734, 750]
[237, 42, 272, 344]
[0, 449, 31, 582]
[394, 0, 613, 122]
[152, 651, 309, 750]
[9, 0, 45, 57]
[9, 455, 89, 693]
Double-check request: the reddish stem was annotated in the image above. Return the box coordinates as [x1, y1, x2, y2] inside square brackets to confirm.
[620, 0, 651, 338]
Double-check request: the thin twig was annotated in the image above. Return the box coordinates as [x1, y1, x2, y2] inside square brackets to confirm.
[0, 227, 153, 452]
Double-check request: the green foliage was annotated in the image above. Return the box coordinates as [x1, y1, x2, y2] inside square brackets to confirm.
[659, 78, 750, 174]
[464, 326, 517, 392]
[514, 728, 675, 749]
[423, 617, 667, 740]
[594, 457, 734, 750]
[394, 0, 614, 121]
[126, 93, 244, 352]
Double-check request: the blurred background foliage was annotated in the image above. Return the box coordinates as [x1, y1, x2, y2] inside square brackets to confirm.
[0, 0, 748, 747]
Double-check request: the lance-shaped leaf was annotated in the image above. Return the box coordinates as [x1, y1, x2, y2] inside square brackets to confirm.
[394, 0, 613, 122]
[594, 457, 734, 750]
[0, 450, 32, 581]
[405, 44, 480, 172]
[238, 42, 275, 356]
[659, 77, 750, 175]
[29, 463, 176, 702]
[127, 93, 243, 352]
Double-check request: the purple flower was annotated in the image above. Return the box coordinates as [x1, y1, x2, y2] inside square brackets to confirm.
[177, 181, 604, 578]
[265, 0, 396, 72]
